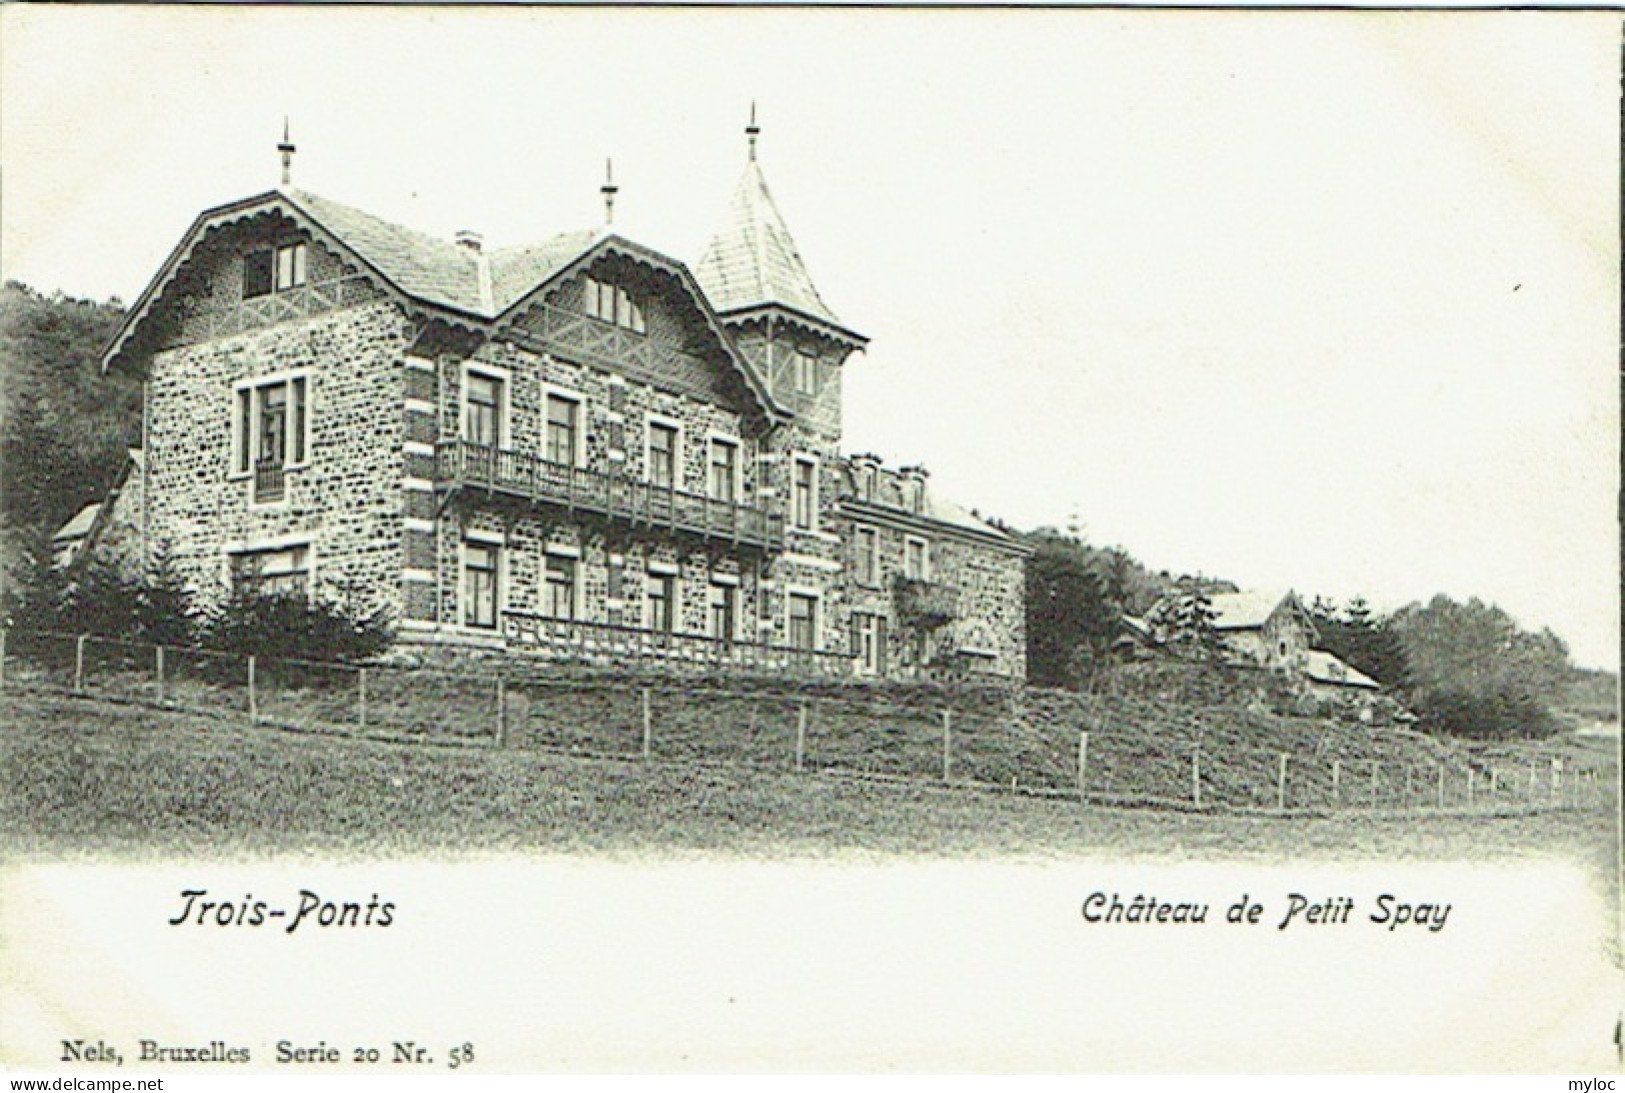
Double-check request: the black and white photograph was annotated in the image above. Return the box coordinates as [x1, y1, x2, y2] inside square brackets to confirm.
[0, 4, 1619, 1078]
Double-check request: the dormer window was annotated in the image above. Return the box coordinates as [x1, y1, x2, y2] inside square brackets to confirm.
[243, 242, 307, 300]
[584, 275, 646, 333]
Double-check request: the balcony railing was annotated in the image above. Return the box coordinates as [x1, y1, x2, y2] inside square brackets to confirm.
[254, 459, 286, 503]
[504, 611, 853, 677]
[437, 439, 786, 552]
[894, 576, 959, 628]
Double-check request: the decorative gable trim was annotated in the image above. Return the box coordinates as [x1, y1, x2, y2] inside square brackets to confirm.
[494, 234, 784, 425]
[100, 190, 487, 373]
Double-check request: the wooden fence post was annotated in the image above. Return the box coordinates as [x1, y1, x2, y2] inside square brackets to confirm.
[74, 634, 87, 693]
[1368, 760, 1379, 806]
[495, 677, 506, 748]
[1332, 759, 1341, 804]
[1077, 731, 1090, 802]
[641, 687, 652, 760]
[1191, 748, 1202, 809]
[941, 709, 952, 782]
[155, 645, 166, 701]
[357, 667, 367, 730]
[1277, 752, 1288, 812]
[795, 702, 807, 772]
[247, 655, 258, 721]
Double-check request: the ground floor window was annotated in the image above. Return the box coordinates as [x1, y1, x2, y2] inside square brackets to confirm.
[852, 611, 887, 675]
[788, 592, 818, 652]
[647, 572, 675, 633]
[230, 544, 310, 599]
[544, 553, 577, 621]
[709, 582, 737, 642]
[463, 542, 500, 629]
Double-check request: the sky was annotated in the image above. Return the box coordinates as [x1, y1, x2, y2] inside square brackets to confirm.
[2, 6, 1618, 669]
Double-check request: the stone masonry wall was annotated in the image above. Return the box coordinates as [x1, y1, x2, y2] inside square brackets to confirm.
[145, 299, 409, 619]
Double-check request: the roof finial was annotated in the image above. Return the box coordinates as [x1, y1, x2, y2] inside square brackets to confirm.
[277, 117, 296, 188]
[745, 101, 760, 162]
[600, 157, 618, 227]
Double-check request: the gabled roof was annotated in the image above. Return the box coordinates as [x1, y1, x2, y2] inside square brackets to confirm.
[102, 189, 779, 420]
[1207, 590, 1308, 632]
[695, 159, 846, 330]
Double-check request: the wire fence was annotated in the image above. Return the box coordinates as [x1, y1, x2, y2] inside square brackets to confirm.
[1, 628, 1613, 815]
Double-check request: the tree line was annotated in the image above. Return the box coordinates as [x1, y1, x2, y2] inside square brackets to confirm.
[1022, 529, 1608, 740]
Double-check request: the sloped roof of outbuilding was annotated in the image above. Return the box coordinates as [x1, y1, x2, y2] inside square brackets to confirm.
[52, 503, 101, 543]
[1306, 649, 1381, 690]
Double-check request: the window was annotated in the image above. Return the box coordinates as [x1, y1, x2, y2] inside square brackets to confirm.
[544, 554, 577, 621]
[276, 242, 308, 292]
[235, 374, 309, 501]
[788, 592, 818, 652]
[858, 464, 876, 502]
[463, 543, 500, 630]
[646, 572, 675, 633]
[463, 371, 504, 448]
[583, 275, 645, 333]
[231, 545, 310, 599]
[244, 243, 307, 299]
[708, 438, 739, 503]
[243, 251, 274, 299]
[794, 349, 817, 394]
[791, 457, 816, 531]
[904, 536, 930, 582]
[852, 612, 887, 675]
[546, 393, 580, 466]
[647, 421, 678, 489]
[854, 525, 879, 586]
[709, 582, 737, 643]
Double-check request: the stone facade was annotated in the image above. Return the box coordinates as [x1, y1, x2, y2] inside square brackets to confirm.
[102, 150, 1029, 681]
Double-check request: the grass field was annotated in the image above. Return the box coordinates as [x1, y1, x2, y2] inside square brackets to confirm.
[2, 691, 1617, 891]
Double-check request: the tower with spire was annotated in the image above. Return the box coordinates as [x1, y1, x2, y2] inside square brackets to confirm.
[694, 106, 867, 445]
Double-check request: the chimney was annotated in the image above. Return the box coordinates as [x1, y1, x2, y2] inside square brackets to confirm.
[454, 230, 483, 253]
[898, 464, 929, 514]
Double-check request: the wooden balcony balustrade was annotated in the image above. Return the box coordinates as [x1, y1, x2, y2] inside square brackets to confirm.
[437, 439, 786, 552]
[894, 575, 959, 628]
[503, 611, 853, 677]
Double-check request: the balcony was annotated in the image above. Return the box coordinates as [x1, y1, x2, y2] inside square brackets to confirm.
[437, 439, 785, 552]
[504, 611, 853, 677]
[894, 576, 959, 629]
[253, 459, 286, 503]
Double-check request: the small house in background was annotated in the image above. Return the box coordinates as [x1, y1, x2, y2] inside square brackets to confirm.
[50, 449, 145, 572]
[1205, 589, 1316, 673]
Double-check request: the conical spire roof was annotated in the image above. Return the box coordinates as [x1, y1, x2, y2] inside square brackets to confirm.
[695, 157, 842, 327]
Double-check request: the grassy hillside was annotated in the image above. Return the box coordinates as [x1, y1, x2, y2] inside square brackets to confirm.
[1, 692, 1616, 877]
[6, 633, 1611, 817]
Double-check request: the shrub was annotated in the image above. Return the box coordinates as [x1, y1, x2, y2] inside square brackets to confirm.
[202, 585, 393, 664]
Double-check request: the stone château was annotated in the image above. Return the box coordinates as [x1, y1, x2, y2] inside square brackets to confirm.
[95, 119, 1029, 679]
